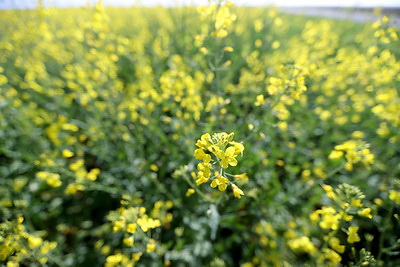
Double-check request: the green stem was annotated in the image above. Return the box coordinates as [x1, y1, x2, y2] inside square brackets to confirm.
[324, 162, 346, 180]
[220, 210, 249, 221]
[242, 97, 281, 143]
[151, 175, 183, 208]
[378, 204, 395, 261]
[182, 174, 217, 204]
[85, 182, 121, 195]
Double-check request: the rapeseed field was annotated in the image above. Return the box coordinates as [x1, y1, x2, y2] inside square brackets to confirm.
[0, 1, 399, 266]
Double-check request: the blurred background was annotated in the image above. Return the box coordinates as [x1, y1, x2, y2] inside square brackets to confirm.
[1, 0, 399, 265]
[0, 0, 399, 8]
[1, 0, 399, 26]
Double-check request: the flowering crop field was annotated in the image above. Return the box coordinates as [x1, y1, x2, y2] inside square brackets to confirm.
[0, 1, 400, 266]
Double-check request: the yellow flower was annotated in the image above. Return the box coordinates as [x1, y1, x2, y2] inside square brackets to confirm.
[150, 164, 159, 172]
[352, 131, 365, 139]
[62, 149, 74, 158]
[13, 177, 28, 192]
[328, 237, 345, 253]
[347, 226, 361, 243]
[319, 207, 340, 230]
[27, 235, 43, 249]
[333, 140, 374, 170]
[132, 252, 142, 261]
[351, 198, 363, 207]
[126, 223, 137, 234]
[199, 47, 208, 55]
[65, 184, 85, 195]
[210, 176, 230, 191]
[321, 248, 342, 263]
[87, 168, 100, 181]
[186, 188, 195, 197]
[47, 174, 62, 187]
[328, 150, 343, 160]
[196, 133, 212, 149]
[255, 94, 265, 106]
[123, 236, 134, 247]
[197, 162, 212, 178]
[196, 173, 209, 185]
[358, 208, 372, 219]
[339, 211, 353, 221]
[234, 173, 249, 181]
[194, 132, 246, 197]
[137, 216, 161, 232]
[219, 146, 238, 169]
[69, 159, 84, 171]
[225, 1, 234, 7]
[40, 241, 57, 254]
[223, 60, 232, 67]
[6, 261, 19, 267]
[37, 172, 62, 187]
[223, 46, 234, 52]
[272, 40, 280, 49]
[287, 236, 317, 254]
[146, 239, 156, 253]
[194, 149, 211, 163]
[389, 190, 400, 204]
[374, 198, 384, 206]
[322, 184, 336, 199]
[106, 254, 123, 265]
[231, 141, 245, 156]
[231, 184, 244, 198]
[62, 123, 79, 132]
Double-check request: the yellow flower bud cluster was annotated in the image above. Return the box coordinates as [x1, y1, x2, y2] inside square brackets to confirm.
[150, 200, 174, 225]
[318, 248, 342, 265]
[198, 2, 236, 39]
[389, 190, 400, 205]
[329, 140, 374, 170]
[105, 252, 142, 267]
[287, 236, 317, 255]
[266, 66, 307, 100]
[194, 132, 245, 198]
[347, 226, 361, 243]
[255, 64, 308, 121]
[284, 219, 345, 265]
[36, 171, 62, 187]
[310, 206, 341, 230]
[101, 204, 162, 267]
[69, 159, 101, 181]
[301, 183, 374, 264]
[254, 221, 278, 249]
[317, 183, 373, 222]
[64, 183, 85, 195]
[102, 199, 168, 263]
[108, 206, 161, 234]
[0, 216, 57, 264]
[372, 16, 398, 44]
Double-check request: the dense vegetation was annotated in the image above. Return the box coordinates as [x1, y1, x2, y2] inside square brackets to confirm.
[0, 2, 399, 266]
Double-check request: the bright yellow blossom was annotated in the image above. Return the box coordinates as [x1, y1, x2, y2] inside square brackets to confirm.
[146, 239, 156, 253]
[231, 183, 244, 198]
[62, 149, 74, 158]
[218, 146, 238, 169]
[389, 190, 400, 204]
[347, 226, 361, 243]
[358, 208, 373, 219]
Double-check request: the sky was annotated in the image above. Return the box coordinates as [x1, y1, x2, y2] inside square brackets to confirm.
[1, 0, 399, 9]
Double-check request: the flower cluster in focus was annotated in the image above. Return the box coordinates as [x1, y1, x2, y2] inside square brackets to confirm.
[194, 132, 246, 198]
[329, 140, 374, 170]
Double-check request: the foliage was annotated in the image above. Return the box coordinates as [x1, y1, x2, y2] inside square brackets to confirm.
[0, 1, 399, 266]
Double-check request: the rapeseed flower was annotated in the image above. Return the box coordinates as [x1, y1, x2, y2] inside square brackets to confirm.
[347, 226, 361, 243]
[194, 132, 246, 198]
